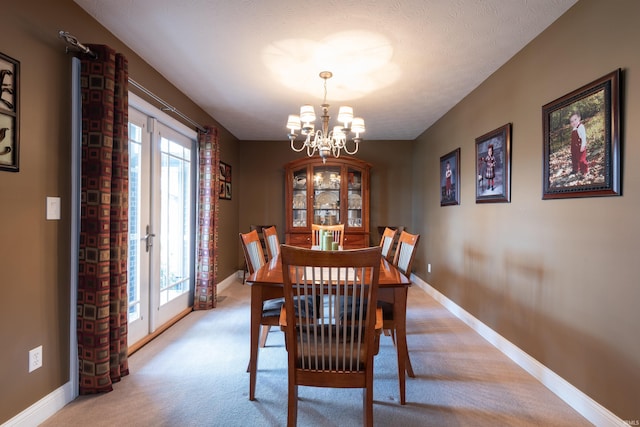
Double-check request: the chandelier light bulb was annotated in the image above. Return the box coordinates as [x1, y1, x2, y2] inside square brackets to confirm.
[299, 105, 316, 123]
[287, 114, 301, 131]
[337, 106, 353, 127]
[351, 117, 365, 136]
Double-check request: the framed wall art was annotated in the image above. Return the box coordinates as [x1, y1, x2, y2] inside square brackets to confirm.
[0, 51, 19, 172]
[476, 123, 511, 203]
[440, 148, 460, 206]
[542, 69, 621, 199]
[219, 161, 232, 200]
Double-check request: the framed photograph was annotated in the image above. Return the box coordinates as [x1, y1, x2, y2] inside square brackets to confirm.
[0, 51, 19, 172]
[542, 69, 621, 199]
[440, 148, 460, 206]
[476, 123, 511, 203]
[218, 161, 232, 200]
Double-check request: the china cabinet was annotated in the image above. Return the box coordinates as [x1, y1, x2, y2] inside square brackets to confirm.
[284, 156, 370, 249]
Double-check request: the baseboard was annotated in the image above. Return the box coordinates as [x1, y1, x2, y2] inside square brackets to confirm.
[218, 271, 241, 293]
[1, 381, 74, 427]
[411, 275, 627, 427]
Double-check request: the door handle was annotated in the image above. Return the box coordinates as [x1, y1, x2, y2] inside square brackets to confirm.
[142, 225, 155, 252]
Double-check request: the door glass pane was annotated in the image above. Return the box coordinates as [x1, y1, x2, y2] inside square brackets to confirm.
[313, 166, 341, 225]
[292, 167, 307, 228]
[347, 168, 362, 228]
[159, 136, 191, 306]
[128, 122, 142, 322]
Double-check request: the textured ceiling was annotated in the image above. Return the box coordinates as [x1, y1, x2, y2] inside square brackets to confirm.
[73, 0, 577, 141]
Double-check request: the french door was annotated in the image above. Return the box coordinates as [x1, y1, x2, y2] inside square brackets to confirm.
[127, 96, 196, 346]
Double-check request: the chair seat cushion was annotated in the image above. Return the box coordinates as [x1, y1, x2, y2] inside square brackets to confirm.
[339, 297, 394, 321]
[262, 298, 285, 317]
[262, 296, 316, 318]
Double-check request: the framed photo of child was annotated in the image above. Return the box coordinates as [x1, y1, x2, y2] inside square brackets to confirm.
[475, 123, 511, 203]
[542, 69, 621, 199]
[440, 148, 460, 206]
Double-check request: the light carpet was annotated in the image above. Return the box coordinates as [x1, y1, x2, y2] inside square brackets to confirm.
[41, 279, 590, 426]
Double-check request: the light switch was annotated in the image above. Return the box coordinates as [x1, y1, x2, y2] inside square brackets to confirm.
[46, 197, 61, 220]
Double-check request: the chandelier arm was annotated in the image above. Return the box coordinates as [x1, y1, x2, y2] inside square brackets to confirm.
[307, 134, 317, 157]
[343, 138, 360, 155]
[290, 137, 307, 153]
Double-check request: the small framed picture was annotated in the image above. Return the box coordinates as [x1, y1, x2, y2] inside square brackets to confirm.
[542, 69, 621, 199]
[440, 148, 460, 206]
[218, 161, 232, 200]
[0, 51, 19, 172]
[476, 123, 511, 203]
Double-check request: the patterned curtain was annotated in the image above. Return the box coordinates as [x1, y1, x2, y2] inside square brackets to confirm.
[77, 45, 129, 394]
[194, 126, 220, 310]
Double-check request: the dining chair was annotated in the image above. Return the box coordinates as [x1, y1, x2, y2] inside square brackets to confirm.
[379, 227, 398, 262]
[311, 223, 345, 247]
[241, 225, 274, 284]
[239, 230, 282, 348]
[262, 225, 280, 261]
[380, 230, 420, 377]
[279, 245, 383, 427]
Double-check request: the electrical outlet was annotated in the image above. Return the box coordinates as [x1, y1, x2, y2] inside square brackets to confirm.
[428, 263, 432, 273]
[29, 346, 43, 373]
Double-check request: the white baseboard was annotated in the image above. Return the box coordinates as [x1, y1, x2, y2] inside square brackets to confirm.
[411, 275, 627, 427]
[2, 382, 74, 427]
[217, 271, 241, 294]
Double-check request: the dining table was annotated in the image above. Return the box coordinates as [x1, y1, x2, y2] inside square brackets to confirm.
[245, 250, 414, 405]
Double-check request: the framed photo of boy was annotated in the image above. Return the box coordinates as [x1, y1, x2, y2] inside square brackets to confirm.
[218, 161, 232, 200]
[475, 123, 511, 203]
[0, 51, 19, 172]
[542, 69, 621, 199]
[440, 148, 460, 206]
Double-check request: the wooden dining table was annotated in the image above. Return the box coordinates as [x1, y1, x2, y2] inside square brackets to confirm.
[245, 252, 414, 404]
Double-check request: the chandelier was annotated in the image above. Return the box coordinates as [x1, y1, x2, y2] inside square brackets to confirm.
[286, 71, 365, 163]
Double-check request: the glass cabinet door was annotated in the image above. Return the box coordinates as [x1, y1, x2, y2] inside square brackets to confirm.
[292, 167, 307, 228]
[347, 168, 363, 228]
[312, 165, 341, 225]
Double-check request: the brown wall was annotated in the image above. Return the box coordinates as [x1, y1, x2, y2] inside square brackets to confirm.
[412, 0, 639, 419]
[0, 0, 239, 422]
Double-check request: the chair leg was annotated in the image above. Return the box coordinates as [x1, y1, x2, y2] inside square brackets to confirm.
[259, 325, 270, 348]
[363, 385, 374, 427]
[287, 382, 298, 427]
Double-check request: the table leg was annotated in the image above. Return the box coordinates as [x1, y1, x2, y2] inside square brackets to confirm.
[393, 287, 414, 405]
[249, 284, 262, 401]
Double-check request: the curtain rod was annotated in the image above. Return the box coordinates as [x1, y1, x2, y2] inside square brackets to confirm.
[58, 30, 208, 134]
[127, 79, 208, 134]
